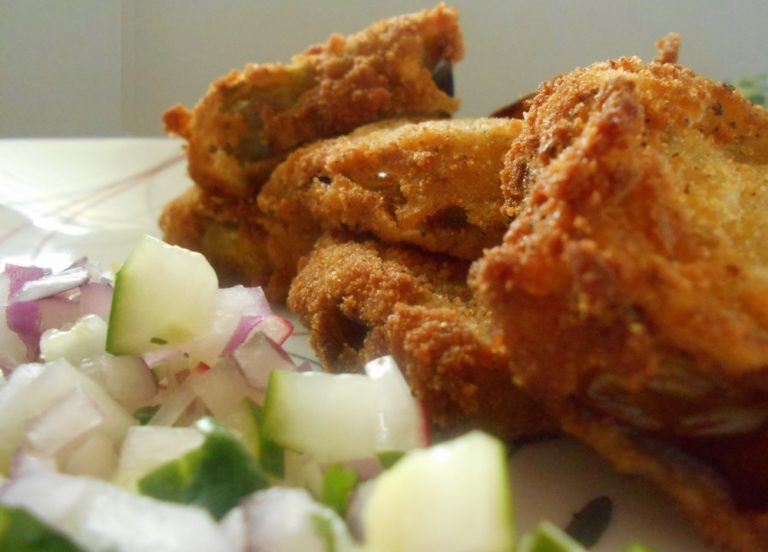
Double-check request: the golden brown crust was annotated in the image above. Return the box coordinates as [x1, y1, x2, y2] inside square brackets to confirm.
[162, 114, 518, 301]
[288, 235, 554, 440]
[158, 186, 319, 300]
[654, 32, 681, 64]
[159, 187, 271, 287]
[259, 117, 521, 260]
[473, 53, 768, 551]
[480, 56, 768, 404]
[165, 4, 463, 197]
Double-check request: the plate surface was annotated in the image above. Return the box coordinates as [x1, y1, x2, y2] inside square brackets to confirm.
[0, 138, 721, 551]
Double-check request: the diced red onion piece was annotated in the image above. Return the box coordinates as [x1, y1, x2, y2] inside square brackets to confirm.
[68, 257, 111, 284]
[222, 315, 263, 357]
[77, 283, 113, 321]
[147, 380, 197, 426]
[26, 388, 104, 454]
[1, 306, 29, 372]
[6, 285, 115, 365]
[254, 314, 294, 345]
[232, 332, 296, 391]
[11, 266, 90, 303]
[79, 354, 157, 409]
[37, 297, 82, 333]
[188, 359, 252, 418]
[141, 348, 181, 369]
[6, 301, 41, 360]
[180, 285, 274, 364]
[5, 265, 50, 297]
[9, 449, 57, 479]
[62, 430, 118, 479]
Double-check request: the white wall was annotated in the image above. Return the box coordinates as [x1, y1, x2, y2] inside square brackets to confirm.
[2, 0, 767, 137]
[0, 0, 122, 136]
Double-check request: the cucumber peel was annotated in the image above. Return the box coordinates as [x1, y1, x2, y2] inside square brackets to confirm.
[364, 431, 515, 552]
[137, 417, 268, 519]
[320, 464, 359, 515]
[106, 235, 218, 355]
[0, 505, 84, 552]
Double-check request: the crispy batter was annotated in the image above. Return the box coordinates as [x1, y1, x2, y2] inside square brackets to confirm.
[473, 54, 768, 551]
[259, 117, 522, 260]
[159, 186, 320, 300]
[164, 4, 462, 198]
[159, 187, 271, 286]
[162, 116, 520, 299]
[653, 32, 681, 64]
[288, 234, 554, 441]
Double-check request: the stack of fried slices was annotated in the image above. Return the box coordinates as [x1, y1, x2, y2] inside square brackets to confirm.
[162, 7, 768, 551]
[160, 5, 553, 441]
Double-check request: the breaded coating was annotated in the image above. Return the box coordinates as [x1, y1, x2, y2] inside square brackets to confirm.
[162, 116, 520, 300]
[159, 187, 271, 287]
[473, 54, 768, 551]
[288, 235, 554, 441]
[259, 117, 522, 260]
[164, 4, 462, 197]
[159, 186, 319, 300]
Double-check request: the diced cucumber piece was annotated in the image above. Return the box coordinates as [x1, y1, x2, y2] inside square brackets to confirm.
[262, 357, 425, 462]
[518, 521, 587, 552]
[363, 431, 515, 552]
[0, 505, 84, 552]
[106, 235, 218, 355]
[320, 464, 359, 515]
[113, 426, 205, 491]
[137, 417, 269, 519]
[218, 399, 284, 477]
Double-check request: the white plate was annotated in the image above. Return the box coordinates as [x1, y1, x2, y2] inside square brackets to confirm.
[0, 138, 720, 551]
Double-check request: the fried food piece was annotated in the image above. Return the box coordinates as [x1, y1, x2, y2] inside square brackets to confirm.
[159, 186, 320, 300]
[158, 187, 272, 287]
[165, 4, 462, 198]
[161, 115, 518, 300]
[288, 234, 554, 441]
[259, 117, 522, 260]
[473, 54, 768, 551]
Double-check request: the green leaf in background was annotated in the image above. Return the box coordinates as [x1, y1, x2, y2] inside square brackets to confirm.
[732, 74, 768, 107]
[320, 464, 359, 515]
[138, 417, 269, 519]
[0, 505, 84, 552]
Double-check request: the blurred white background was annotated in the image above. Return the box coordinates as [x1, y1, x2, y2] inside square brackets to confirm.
[2, 0, 767, 137]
